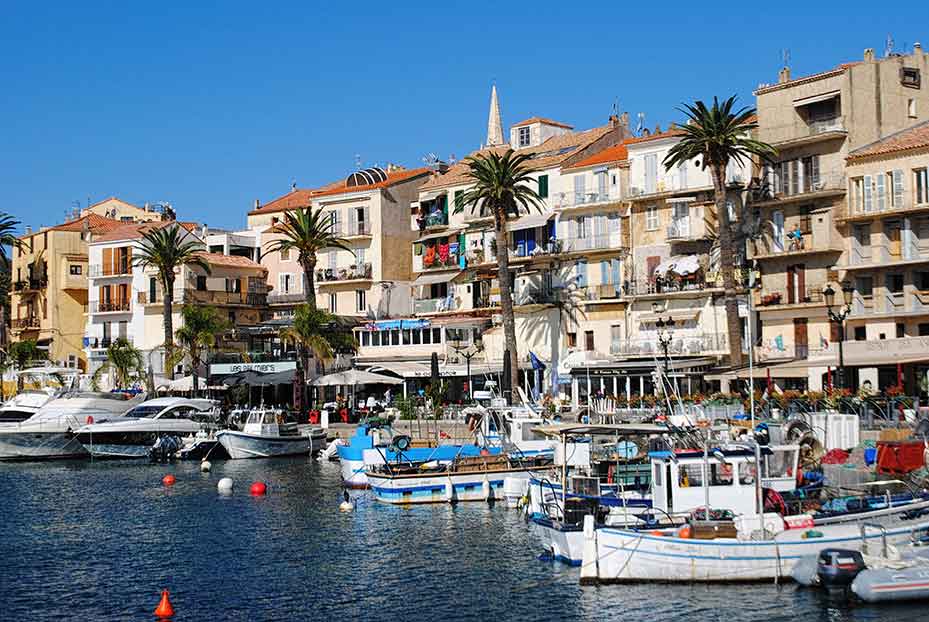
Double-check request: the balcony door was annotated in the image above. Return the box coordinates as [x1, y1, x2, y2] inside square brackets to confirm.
[671, 202, 690, 237]
[786, 264, 805, 304]
[644, 154, 657, 194]
[793, 318, 808, 359]
[772, 211, 785, 252]
[886, 222, 902, 258]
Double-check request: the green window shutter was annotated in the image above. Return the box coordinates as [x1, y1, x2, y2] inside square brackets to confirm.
[454, 190, 464, 211]
[538, 175, 549, 198]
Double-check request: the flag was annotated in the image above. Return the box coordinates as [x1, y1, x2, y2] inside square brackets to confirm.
[529, 352, 546, 371]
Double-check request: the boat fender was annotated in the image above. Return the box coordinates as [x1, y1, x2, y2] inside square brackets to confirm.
[86, 415, 94, 425]
[677, 525, 692, 539]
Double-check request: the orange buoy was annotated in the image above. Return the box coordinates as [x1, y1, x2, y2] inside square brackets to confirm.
[250, 481, 267, 496]
[86, 415, 94, 425]
[154, 589, 175, 617]
[162, 475, 176, 486]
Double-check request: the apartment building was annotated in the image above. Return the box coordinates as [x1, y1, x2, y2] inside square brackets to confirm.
[10, 213, 123, 370]
[751, 44, 929, 390]
[82, 197, 165, 223]
[84, 221, 269, 377]
[248, 166, 430, 320]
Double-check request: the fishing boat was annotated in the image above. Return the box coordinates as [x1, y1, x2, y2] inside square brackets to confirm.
[0, 391, 145, 461]
[366, 453, 554, 504]
[217, 408, 326, 459]
[75, 397, 220, 458]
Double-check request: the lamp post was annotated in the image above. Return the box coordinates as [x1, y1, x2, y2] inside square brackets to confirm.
[450, 332, 483, 402]
[652, 301, 675, 378]
[823, 282, 855, 390]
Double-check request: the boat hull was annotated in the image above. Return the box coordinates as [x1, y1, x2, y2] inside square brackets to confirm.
[366, 466, 550, 504]
[337, 444, 499, 489]
[217, 430, 324, 459]
[0, 432, 89, 461]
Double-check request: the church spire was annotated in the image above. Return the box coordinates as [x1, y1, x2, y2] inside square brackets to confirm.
[486, 84, 504, 147]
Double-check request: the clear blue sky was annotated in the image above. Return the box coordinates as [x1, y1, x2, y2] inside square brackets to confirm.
[2, 2, 927, 231]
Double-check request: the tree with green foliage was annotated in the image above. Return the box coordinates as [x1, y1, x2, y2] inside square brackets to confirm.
[172, 305, 231, 396]
[455, 150, 544, 400]
[133, 225, 211, 377]
[663, 96, 777, 366]
[263, 207, 353, 309]
[8, 339, 46, 392]
[92, 337, 144, 390]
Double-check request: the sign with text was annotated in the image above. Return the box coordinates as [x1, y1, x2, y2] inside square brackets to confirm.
[210, 362, 297, 375]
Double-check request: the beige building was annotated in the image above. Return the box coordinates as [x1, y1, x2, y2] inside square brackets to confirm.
[82, 197, 165, 223]
[751, 44, 929, 390]
[10, 213, 124, 370]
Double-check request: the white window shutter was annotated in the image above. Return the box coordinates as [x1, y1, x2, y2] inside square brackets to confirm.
[893, 170, 904, 208]
[876, 174, 886, 211]
[864, 175, 873, 212]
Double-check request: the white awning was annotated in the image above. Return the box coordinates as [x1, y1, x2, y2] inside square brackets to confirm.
[793, 90, 840, 108]
[654, 257, 677, 276]
[419, 189, 448, 202]
[508, 212, 553, 232]
[366, 361, 432, 378]
[413, 270, 461, 286]
[415, 228, 462, 243]
[672, 255, 701, 276]
[638, 310, 700, 323]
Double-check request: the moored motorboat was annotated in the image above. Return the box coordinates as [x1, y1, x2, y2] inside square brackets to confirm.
[75, 397, 219, 458]
[0, 366, 80, 422]
[217, 408, 325, 459]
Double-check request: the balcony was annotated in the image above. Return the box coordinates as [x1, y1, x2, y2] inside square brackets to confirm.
[267, 292, 307, 305]
[611, 333, 728, 357]
[421, 249, 460, 270]
[751, 228, 842, 260]
[843, 195, 929, 223]
[89, 300, 131, 314]
[12, 317, 40, 330]
[86, 335, 135, 350]
[582, 283, 623, 301]
[553, 189, 623, 210]
[12, 278, 47, 292]
[183, 290, 268, 306]
[345, 221, 372, 237]
[755, 286, 825, 308]
[755, 172, 846, 207]
[316, 262, 373, 283]
[513, 285, 558, 306]
[666, 217, 709, 242]
[770, 117, 847, 148]
[89, 262, 132, 277]
[625, 278, 722, 298]
[413, 297, 458, 314]
[559, 234, 621, 254]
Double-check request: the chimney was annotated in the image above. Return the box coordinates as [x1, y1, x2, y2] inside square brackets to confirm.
[864, 48, 875, 62]
[778, 66, 791, 83]
[915, 42, 923, 55]
[290, 182, 297, 193]
[25, 225, 32, 235]
[201, 224, 209, 238]
[654, 124, 662, 134]
[254, 199, 260, 210]
[609, 113, 620, 129]
[620, 111, 629, 130]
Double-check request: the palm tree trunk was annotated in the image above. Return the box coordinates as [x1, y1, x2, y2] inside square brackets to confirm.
[712, 165, 744, 367]
[192, 351, 200, 397]
[163, 274, 176, 379]
[302, 258, 317, 310]
[494, 215, 519, 404]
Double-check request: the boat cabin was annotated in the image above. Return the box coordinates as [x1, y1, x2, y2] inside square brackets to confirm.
[243, 408, 296, 437]
[650, 445, 799, 517]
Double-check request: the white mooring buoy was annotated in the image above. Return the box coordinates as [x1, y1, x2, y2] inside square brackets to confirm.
[200, 460, 212, 473]
[217, 477, 234, 494]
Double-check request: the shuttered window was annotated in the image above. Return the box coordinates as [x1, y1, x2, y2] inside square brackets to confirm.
[892, 170, 904, 208]
[864, 175, 873, 212]
[876, 174, 886, 211]
[537, 175, 549, 198]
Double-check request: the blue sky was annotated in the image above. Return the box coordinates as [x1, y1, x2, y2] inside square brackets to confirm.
[2, 2, 927, 231]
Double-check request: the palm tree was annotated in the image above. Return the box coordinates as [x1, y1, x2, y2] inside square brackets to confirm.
[263, 206, 353, 309]
[92, 338, 144, 390]
[172, 305, 230, 396]
[279, 305, 357, 412]
[8, 340, 45, 392]
[456, 150, 544, 400]
[134, 225, 211, 377]
[0, 213, 23, 266]
[663, 96, 777, 367]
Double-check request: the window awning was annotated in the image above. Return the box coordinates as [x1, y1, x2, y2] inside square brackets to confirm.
[419, 189, 448, 202]
[793, 90, 840, 108]
[413, 270, 461, 286]
[508, 213, 553, 232]
[415, 228, 462, 243]
[638, 310, 700, 323]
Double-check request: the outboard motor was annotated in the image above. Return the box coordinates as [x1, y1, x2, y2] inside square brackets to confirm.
[816, 549, 867, 589]
[150, 434, 183, 463]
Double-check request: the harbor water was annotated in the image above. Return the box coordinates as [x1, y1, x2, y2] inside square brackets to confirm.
[2, 458, 927, 621]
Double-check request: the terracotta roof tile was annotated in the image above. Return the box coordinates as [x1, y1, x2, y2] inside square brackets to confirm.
[564, 142, 629, 170]
[50, 213, 124, 233]
[420, 125, 614, 191]
[249, 168, 431, 216]
[754, 62, 860, 95]
[848, 120, 929, 161]
[625, 127, 686, 146]
[92, 220, 198, 243]
[511, 116, 574, 129]
[194, 252, 265, 270]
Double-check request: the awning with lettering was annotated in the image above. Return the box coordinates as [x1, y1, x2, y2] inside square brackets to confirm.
[362, 319, 431, 331]
[793, 90, 840, 108]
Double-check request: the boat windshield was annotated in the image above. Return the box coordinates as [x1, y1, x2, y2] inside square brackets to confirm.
[125, 405, 166, 418]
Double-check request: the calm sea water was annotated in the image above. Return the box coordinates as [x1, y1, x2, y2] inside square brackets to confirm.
[2, 457, 928, 621]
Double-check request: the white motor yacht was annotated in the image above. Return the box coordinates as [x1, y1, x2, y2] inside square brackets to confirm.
[0, 391, 145, 461]
[0, 367, 81, 423]
[75, 397, 220, 458]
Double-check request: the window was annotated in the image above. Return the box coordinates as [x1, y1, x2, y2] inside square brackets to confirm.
[67, 354, 77, 369]
[856, 275, 873, 296]
[280, 248, 290, 261]
[537, 175, 549, 198]
[678, 161, 688, 189]
[355, 289, 366, 313]
[328, 210, 340, 234]
[645, 205, 659, 231]
[678, 464, 703, 487]
[916, 168, 929, 205]
[329, 293, 337, 312]
[574, 175, 586, 204]
[920, 323, 929, 337]
[196, 275, 207, 291]
[897, 323, 906, 339]
[567, 332, 577, 348]
[361, 331, 370, 347]
[354, 246, 366, 267]
[575, 260, 588, 287]
[584, 330, 594, 352]
[149, 277, 157, 303]
[854, 326, 867, 341]
[901, 67, 921, 88]
[226, 278, 242, 293]
[852, 178, 865, 213]
[737, 462, 756, 485]
[69, 265, 82, 275]
[864, 175, 873, 211]
[432, 327, 441, 343]
[888, 273, 904, 293]
[517, 126, 531, 147]
[643, 153, 658, 193]
[281, 273, 293, 293]
[228, 311, 236, 324]
[918, 271, 929, 291]
[891, 170, 904, 208]
[909, 98, 918, 118]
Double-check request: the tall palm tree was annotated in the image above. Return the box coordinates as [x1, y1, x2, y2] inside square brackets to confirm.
[279, 305, 357, 412]
[0, 213, 23, 266]
[263, 206, 353, 309]
[663, 96, 776, 367]
[456, 150, 544, 401]
[92, 337, 144, 390]
[172, 305, 230, 396]
[8, 339, 45, 392]
[134, 225, 211, 377]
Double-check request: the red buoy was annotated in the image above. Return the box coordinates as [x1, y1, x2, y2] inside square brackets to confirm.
[162, 475, 176, 486]
[154, 589, 175, 617]
[86, 415, 94, 425]
[250, 481, 267, 496]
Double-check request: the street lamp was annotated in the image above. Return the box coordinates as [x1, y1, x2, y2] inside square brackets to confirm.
[450, 331, 483, 401]
[823, 281, 855, 390]
[652, 301, 675, 373]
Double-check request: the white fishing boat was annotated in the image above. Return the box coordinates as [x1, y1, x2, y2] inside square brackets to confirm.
[217, 408, 325, 459]
[75, 397, 220, 458]
[0, 391, 145, 461]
